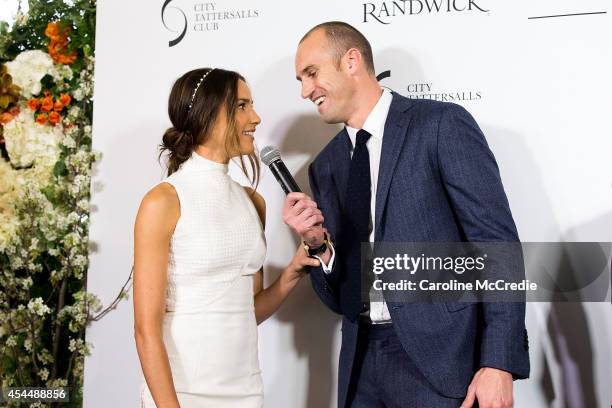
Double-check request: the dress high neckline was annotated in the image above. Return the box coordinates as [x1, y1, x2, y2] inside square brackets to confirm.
[190, 151, 229, 173]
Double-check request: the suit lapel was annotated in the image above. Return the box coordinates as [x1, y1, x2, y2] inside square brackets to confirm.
[331, 128, 352, 210]
[375, 94, 415, 239]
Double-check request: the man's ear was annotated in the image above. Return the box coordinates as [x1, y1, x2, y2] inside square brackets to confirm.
[344, 48, 362, 73]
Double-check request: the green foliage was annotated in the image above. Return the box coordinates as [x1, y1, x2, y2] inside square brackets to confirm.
[0, 2, 120, 407]
[0, 0, 97, 64]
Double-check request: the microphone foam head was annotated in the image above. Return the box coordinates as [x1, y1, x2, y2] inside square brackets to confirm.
[261, 146, 281, 166]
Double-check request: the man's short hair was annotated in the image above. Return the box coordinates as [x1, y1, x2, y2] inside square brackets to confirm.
[300, 21, 375, 75]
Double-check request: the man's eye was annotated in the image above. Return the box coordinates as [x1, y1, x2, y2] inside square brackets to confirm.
[309, 70, 316, 77]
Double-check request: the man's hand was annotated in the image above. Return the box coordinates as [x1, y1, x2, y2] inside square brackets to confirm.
[460, 367, 513, 408]
[282, 192, 325, 246]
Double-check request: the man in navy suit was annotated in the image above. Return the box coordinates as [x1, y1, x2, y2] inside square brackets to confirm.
[283, 21, 529, 407]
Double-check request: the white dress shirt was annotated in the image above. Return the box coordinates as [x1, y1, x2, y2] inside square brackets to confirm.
[318, 88, 393, 323]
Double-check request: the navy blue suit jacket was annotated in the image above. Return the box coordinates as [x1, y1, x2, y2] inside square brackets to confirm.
[307, 93, 530, 407]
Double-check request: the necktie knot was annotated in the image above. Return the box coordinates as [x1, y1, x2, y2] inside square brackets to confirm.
[356, 129, 371, 146]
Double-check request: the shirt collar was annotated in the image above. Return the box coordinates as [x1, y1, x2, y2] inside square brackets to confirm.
[346, 88, 393, 148]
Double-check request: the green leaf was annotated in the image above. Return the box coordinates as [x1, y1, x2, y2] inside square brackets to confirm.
[53, 160, 68, 177]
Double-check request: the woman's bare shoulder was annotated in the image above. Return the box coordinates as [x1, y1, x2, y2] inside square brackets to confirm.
[137, 182, 180, 223]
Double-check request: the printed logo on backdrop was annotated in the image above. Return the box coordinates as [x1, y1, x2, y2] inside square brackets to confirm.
[161, 0, 260, 47]
[363, 0, 490, 24]
[377, 70, 482, 102]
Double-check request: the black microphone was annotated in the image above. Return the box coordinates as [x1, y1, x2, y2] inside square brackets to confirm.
[260, 146, 301, 194]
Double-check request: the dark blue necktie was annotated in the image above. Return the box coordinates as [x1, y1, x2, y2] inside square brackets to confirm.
[340, 129, 372, 321]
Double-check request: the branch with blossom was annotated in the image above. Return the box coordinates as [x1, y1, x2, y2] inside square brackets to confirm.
[0, 1, 130, 407]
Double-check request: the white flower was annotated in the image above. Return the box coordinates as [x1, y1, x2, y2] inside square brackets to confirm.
[47, 378, 67, 388]
[61, 135, 76, 148]
[6, 336, 17, 347]
[27, 297, 51, 316]
[3, 109, 62, 168]
[67, 105, 80, 119]
[49, 63, 73, 82]
[76, 199, 89, 211]
[29, 238, 39, 251]
[73, 88, 84, 101]
[67, 212, 79, 224]
[5, 50, 55, 98]
[0, 161, 19, 252]
[38, 368, 49, 381]
[68, 174, 90, 196]
[21, 277, 33, 289]
[73, 255, 87, 268]
[24, 338, 32, 351]
[68, 338, 85, 354]
[10, 257, 23, 269]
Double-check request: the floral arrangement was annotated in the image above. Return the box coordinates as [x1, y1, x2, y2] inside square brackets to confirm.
[0, 1, 129, 406]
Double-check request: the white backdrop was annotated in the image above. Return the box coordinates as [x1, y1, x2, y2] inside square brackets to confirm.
[84, 0, 611, 406]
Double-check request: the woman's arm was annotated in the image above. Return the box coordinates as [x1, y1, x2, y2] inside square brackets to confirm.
[245, 188, 320, 324]
[133, 183, 181, 408]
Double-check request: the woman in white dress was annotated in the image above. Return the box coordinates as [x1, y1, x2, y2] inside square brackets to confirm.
[133, 68, 324, 407]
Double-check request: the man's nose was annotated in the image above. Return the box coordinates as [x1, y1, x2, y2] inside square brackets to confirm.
[301, 80, 313, 100]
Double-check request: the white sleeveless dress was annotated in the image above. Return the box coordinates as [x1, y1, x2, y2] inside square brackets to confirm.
[139, 151, 266, 407]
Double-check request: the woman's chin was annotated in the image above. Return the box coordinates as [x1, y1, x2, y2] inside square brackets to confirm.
[241, 142, 255, 155]
[232, 146, 254, 157]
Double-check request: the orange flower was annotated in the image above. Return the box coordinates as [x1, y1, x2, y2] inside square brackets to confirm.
[28, 98, 40, 111]
[53, 100, 64, 112]
[0, 112, 14, 124]
[48, 111, 61, 125]
[45, 21, 77, 65]
[59, 93, 71, 106]
[36, 113, 47, 125]
[45, 22, 60, 40]
[8, 106, 20, 116]
[40, 96, 54, 112]
[57, 51, 77, 65]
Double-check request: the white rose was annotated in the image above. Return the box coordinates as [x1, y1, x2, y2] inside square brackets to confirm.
[5, 50, 55, 98]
